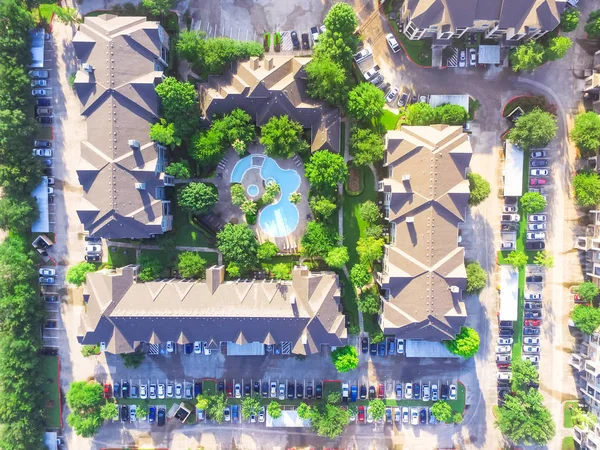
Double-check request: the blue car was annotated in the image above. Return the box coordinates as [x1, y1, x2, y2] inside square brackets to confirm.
[414, 382, 421, 400]
[232, 404, 239, 422]
[351, 385, 357, 402]
[149, 406, 156, 423]
[378, 342, 386, 356]
[113, 383, 120, 397]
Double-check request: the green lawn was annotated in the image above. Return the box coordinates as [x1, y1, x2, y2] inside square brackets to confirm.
[388, 21, 432, 66]
[562, 437, 575, 450]
[339, 270, 359, 329]
[172, 204, 216, 248]
[380, 110, 400, 131]
[107, 247, 137, 268]
[563, 400, 578, 428]
[202, 379, 216, 396]
[41, 356, 61, 428]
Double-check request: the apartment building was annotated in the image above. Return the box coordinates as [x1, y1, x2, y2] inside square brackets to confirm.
[575, 211, 600, 286]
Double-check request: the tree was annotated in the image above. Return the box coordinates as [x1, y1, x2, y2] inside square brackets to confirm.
[81, 344, 100, 357]
[257, 241, 279, 260]
[356, 236, 384, 267]
[155, 77, 199, 139]
[533, 250, 554, 268]
[271, 263, 291, 280]
[573, 172, 600, 208]
[241, 395, 261, 420]
[100, 402, 118, 421]
[349, 127, 385, 166]
[585, 10, 600, 38]
[217, 223, 259, 269]
[347, 83, 385, 122]
[366, 225, 383, 238]
[445, 326, 480, 358]
[120, 351, 145, 368]
[227, 262, 241, 278]
[575, 282, 600, 303]
[511, 359, 539, 391]
[509, 41, 545, 72]
[465, 261, 487, 294]
[66, 381, 104, 437]
[260, 115, 309, 158]
[305, 56, 348, 106]
[571, 405, 597, 429]
[66, 262, 96, 287]
[141, 0, 172, 16]
[325, 246, 349, 269]
[314, 3, 359, 69]
[520, 191, 547, 214]
[137, 254, 163, 281]
[46, 5, 79, 24]
[262, 182, 281, 204]
[506, 108, 557, 150]
[331, 345, 359, 372]
[309, 195, 338, 220]
[267, 401, 282, 419]
[561, 8, 580, 32]
[310, 404, 350, 438]
[369, 399, 385, 420]
[289, 192, 302, 204]
[178, 183, 218, 214]
[358, 290, 380, 314]
[305, 151, 348, 192]
[297, 402, 312, 419]
[570, 112, 600, 157]
[196, 395, 210, 411]
[136, 403, 148, 419]
[505, 250, 528, 269]
[495, 388, 555, 445]
[231, 183, 246, 206]
[467, 172, 491, 206]
[327, 391, 341, 404]
[435, 104, 468, 125]
[219, 108, 256, 149]
[150, 119, 181, 147]
[571, 305, 600, 334]
[300, 221, 339, 258]
[545, 36, 572, 61]
[431, 400, 453, 422]
[165, 161, 190, 179]
[350, 263, 372, 288]
[406, 102, 436, 125]
[453, 413, 463, 423]
[358, 200, 381, 225]
[206, 393, 228, 424]
[324, 2, 358, 35]
[0, 195, 38, 231]
[177, 252, 207, 278]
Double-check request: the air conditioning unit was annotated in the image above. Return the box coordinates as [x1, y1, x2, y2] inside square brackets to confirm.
[406, 216, 414, 223]
[290, 294, 296, 304]
[128, 140, 140, 149]
[135, 183, 146, 190]
[81, 63, 93, 73]
[402, 174, 411, 181]
[450, 286, 460, 293]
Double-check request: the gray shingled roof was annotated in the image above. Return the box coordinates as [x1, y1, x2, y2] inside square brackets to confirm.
[73, 15, 171, 238]
[78, 266, 348, 354]
[379, 125, 472, 340]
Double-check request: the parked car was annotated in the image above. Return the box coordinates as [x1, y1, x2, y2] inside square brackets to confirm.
[129, 405, 137, 423]
[360, 384, 367, 399]
[31, 79, 47, 87]
[387, 338, 395, 355]
[354, 48, 372, 63]
[469, 48, 477, 66]
[358, 405, 365, 423]
[103, 383, 111, 398]
[157, 408, 166, 426]
[531, 150, 547, 158]
[501, 214, 520, 222]
[528, 215, 547, 222]
[526, 241, 545, 250]
[369, 385, 376, 399]
[378, 383, 385, 399]
[140, 384, 147, 399]
[287, 382, 295, 399]
[85, 254, 101, 262]
[503, 205, 517, 213]
[157, 384, 165, 399]
[441, 383, 449, 400]
[396, 383, 402, 400]
[459, 50, 466, 67]
[385, 33, 400, 53]
[316, 382, 322, 399]
[524, 292, 542, 300]
[420, 408, 427, 424]
[33, 147, 52, 156]
[495, 345, 511, 353]
[525, 301, 542, 310]
[499, 328, 514, 336]
[524, 327, 541, 335]
[524, 337, 540, 345]
[398, 92, 409, 107]
[405, 382, 412, 399]
[411, 407, 419, 425]
[122, 382, 130, 398]
[311, 26, 320, 43]
[369, 74, 384, 86]
[34, 140, 52, 148]
[497, 354, 511, 362]
[224, 406, 231, 422]
[526, 232, 545, 240]
[394, 408, 401, 423]
[525, 311, 542, 319]
[351, 384, 357, 402]
[370, 342, 377, 355]
[523, 345, 540, 353]
[278, 383, 285, 400]
[529, 178, 547, 186]
[530, 159, 548, 167]
[526, 275, 543, 282]
[32, 89, 47, 96]
[361, 337, 368, 353]
[121, 405, 129, 422]
[39, 276, 55, 285]
[37, 116, 52, 124]
[363, 67, 379, 80]
[402, 407, 409, 423]
[497, 372, 513, 380]
[29, 70, 49, 78]
[449, 384, 457, 400]
[234, 383, 241, 398]
[528, 223, 546, 231]
[175, 383, 182, 398]
[378, 341, 386, 356]
[497, 337, 513, 345]
[290, 31, 300, 49]
[431, 384, 438, 401]
[386, 87, 399, 103]
[261, 382, 268, 397]
[422, 383, 430, 401]
[523, 354, 540, 363]
[397, 338, 405, 354]
[232, 405, 239, 422]
[296, 383, 303, 399]
[259, 406, 265, 423]
[413, 382, 420, 400]
[501, 242, 515, 250]
[524, 319, 541, 327]
[530, 169, 549, 176]
[301, 33, 310, 50]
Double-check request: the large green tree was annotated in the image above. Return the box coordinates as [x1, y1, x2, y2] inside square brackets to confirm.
[260, 115, 309, 158]
[406, 102, 436, 125]
[435, 104, 468, 125]
[309, 195, 338, 220]
[305, 151, 348, 191]
[560, 8, 580, 32]
[358, 200, 381, 225]
[314, 3, 359, 69]
[520, 191, 547, 214]
[350, 127, 385, 166]
[305, 56, 348, 106]
[585, 10, 600, 39]
[571, 112, 600, 157]
[165, 161, 191, 179]
[177, 252, 207, 278]
[431, 400, 453, 422]
[575, 282, 600, 303]
[358, 290, 380, 314]
[350, 263, 372, 288]
[241, 395, 261, 420]
[573, 172, 600, 208]
[0, 195, 38, 231]
[509, 41, 545, 72]
[141, 0, 173, 15]
[300, 221, 339, 258]
[511, 359, 539, 391]
[533, 250, 554, 268]
[467, 172, 491, 206]
[66, 262, 97, 287]
[310, 404, 350, 438]
[66, 381, 105, 437]
[545, 36, 572, 61]
[356, 236, 384, 267]
[217, 223, 259, 269]
[178, 183, 218, 214]
[331, 345, 359, 372]
[368, 399, 385, 420]
[506, 108, 557, 150]
[571, 305, 600, 334]
[257, 241, 279, 260]
[268, 401, 282, 418]
[206, 393, 228, 424]
[155, 77, 199, 139]
[347, 83, 385, 122]
[324, 246, 349, 269]
[505, 250, 528, 269]
[465, 261, 487, 294]
[445, 326, 480, 358]
[150, 118, 181, 147]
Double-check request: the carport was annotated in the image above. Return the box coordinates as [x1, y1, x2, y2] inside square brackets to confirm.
[405, 340, 460, 358]
[503, 140, 524, 197]
[226, 342, 265, 356]
[266, 410, 311, 427]
[32, 177, 49, 233]
[478, 45, 501, 65]
[499, 266, 519, 321]
[29, 29, 45, 68]
[428, 94, 470, 111]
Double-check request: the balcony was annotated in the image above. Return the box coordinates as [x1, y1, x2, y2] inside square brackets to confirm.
[377, 272, 389, 286]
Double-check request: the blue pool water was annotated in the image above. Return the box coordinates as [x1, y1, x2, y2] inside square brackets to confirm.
[231, 155, 301, 237]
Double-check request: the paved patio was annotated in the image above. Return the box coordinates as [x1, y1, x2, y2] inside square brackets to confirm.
[205, 144, 310, 251]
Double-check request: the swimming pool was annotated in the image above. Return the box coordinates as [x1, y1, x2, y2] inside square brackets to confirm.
[231, 155, 301, 237]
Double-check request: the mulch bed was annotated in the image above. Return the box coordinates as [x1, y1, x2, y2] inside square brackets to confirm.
[348, 166, 361, 193]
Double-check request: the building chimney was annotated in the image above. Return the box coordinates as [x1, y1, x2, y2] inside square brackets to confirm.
[206, 265, 225, 294]
[266, 57, 274, 70]
[250, 57, 259, 70]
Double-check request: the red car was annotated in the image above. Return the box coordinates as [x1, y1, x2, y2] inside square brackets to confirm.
[103, 383, 111, 398]
[378, 383, 384, 399]
[497, 363, 511, 370]
[358, 405, 365, 423]
[524, 319, 541, 327]
[529, 178, 547, 186]
[226, 383, 233, 397]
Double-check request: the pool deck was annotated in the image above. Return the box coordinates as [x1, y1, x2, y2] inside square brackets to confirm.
[204, 145, 310, 252]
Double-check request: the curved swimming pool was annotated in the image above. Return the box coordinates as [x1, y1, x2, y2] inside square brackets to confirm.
[231, 155, 301, 237]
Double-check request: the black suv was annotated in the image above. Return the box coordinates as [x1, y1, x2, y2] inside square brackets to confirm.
[157, 408, 166, 426]
[290, 31, 300, 50]
[441, 384, 449, 400]
[361, 337, 368, 353]
[262, 382, 268, 397]
[120, 405, 128, 422]
[526, 241, 545, 250]
[315, 382, 322, 399]
[306, 384, 313, 398]
[253, 382, 260, 395]
[369, 385, 376, 399]
[122, 382, 130, 398]
[360, 385, 367, 399]
[296, 383, 303, 399]
[244, 383, 251, 397]
[287, 383, 295, 399]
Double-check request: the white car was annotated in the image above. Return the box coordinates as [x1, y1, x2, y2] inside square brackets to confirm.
[523, 355, 540, 363]
[528, 214, 547, 222]
[431, 384, 438, 401]
[278, 383, 285, 400]
[528, 223, 546, 231]
[402, 407, 409, 423]
[158, 384, 165, 399]
[166, 341, 174, 353]
[497, 372, 513, 380]
[129, 405, 137, 423]
[149, 384, 156, 399]
[385, 33, 400, 53]
[469, 48, 477, 66]
[258, 406, 265, 423]
[33, 148, 52, 157]
[501, 242, 515, 250]
[405, 382, 413, 399]
[397, 338, 405, 354]
[175, 383, 182, 398]
[422, 383, 430, 401]
[270, 382, 277, 398]
[527, 232, 546, 240]
[524, 292, 542, 300]
[32, 89, 47, 96]
[411, 407, 419, 425]
[194, 341, 202, 354]
[85, 244, 102, 253]
[140, 384, 147, 399]
[449, 384, 457, 400]
[459, 50, 466, 67]
[386, 87, 399, 103]
[166, 383, 174, 398]
[353, 47, 372, 63]
[363, 67, 379, 80]
[503, 205, 517, 213]
[497, 354, 511, 362]
[235, 383, 241, 398]
[531, 150, 547, 158]
[224, 407, 231, 422]
[39, 268, 56, 276]
[523, 345, 540, 353]
[497, 337, 513, 345]
[495, 345, 511, 353]
[342, 383, 349, 399]
[530, 169, 549, 176]
[524, 337, 540, 345]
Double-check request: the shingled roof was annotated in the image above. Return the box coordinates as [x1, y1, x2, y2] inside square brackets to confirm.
[73, 15, 172, 238]
[199, 56, 341, 152]
[378, 125, 472, 340]
[78, 265, 347, 355]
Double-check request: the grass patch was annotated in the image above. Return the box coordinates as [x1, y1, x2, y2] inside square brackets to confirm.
[562, 437, 575, 450]
[172, 202, 216, 248]
[502, 95, 556, 118]
[261, 255, 299, 277]
[41, 355, 61, 428]
[363, 313, 382, 335]
[342, 165, 375, 265]
[339, 270, 359, 328]
[563, 400, 578, 428]
[492, 405, 500, 417]
[107, 247, 136, 268]
[202, 379, 216, 396]
[388, 21, 432, 66]
[380, 110, 400, 131]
